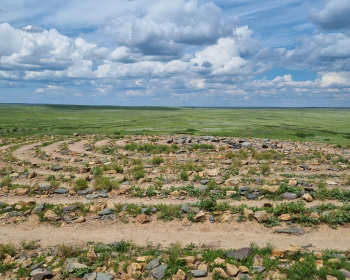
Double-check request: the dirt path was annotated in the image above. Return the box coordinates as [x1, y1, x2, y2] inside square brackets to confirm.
[0, 195, 345, 208]
[12, 142, 45, 164]
[1, 218, 348, 251]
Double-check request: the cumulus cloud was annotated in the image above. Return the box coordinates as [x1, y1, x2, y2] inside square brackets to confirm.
[309, 0, 350, 30]
[104, 0, 237, 57]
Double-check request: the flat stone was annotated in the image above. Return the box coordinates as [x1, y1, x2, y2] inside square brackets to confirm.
[77, 188, 93, 196]
[50, 166, 62, 171]
[96, 272, 115, 280]
[32, 271, 53, 280]
[226, 264, 239, 277]
[137, 213, 150, 224]
[33, 203, 45, 214]
[227, 247, 253, 261]
[146, 258, 160, 270]
[213, 267, 228, 278]
[54, 187, 68, 194]
[191, 270, 208, 277]
[247, 192, 259, 200]
[65, 261, 87, 273]
[275, 227, 305, 235]
[252, 266, 265, 273]
[84, 272, 97, 280]
[39, 182, 51, 191]
[283, 192, 298, 200]
[151, 265, 168, 280]
[98, 208, 114, 216]
[43, 210, 60, 221]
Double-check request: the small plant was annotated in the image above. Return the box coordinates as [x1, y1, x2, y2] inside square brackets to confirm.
[0, 243, 16, 259]
[58, 244, 78, 258]
[151, 156, 164, 165]
[73, 178, 88, 191]
[20, 240, 40, 250]
[179, 171, 188, 181]
[94, 176, 119, 191]
[1, 177, 11, 187]
[260, 163, 270, 175]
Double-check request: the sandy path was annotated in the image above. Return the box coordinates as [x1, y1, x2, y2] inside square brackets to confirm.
[0, 195, 345, 208]
[12, 142, 45, 164]
[94, 139, 110, 148]
[1, 219, 348, 251]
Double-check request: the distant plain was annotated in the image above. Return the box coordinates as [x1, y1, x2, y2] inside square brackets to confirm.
[0, 105, 349, 146]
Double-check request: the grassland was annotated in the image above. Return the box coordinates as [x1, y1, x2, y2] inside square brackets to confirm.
[0, 105, 349, 146]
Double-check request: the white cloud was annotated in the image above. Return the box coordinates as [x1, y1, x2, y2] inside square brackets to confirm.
[309, 0, 350, 30]
[35, 85, 63, 93]
[320, 72, 350, 87]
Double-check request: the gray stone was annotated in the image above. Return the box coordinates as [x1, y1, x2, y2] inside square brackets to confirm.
[141, 207, 149, 213]
[239, 273, 251, 280]
[101, 214, 117, 222]
[191, 270, 208, 277]
[63, 205, 76, 214]
[227, 247, 253, 261]
[339, 269, 350, 279]
[33, 203, 45, 214]
[209, 215, 215, 223]
[77, 188, 93, 196]
[98, 208, 114, 216]
[247, 192, 259, 200]
[275, 227, 305, 235]
[98, 191, 109, 198]
[65, 261, 87, 273]
[196, 185, 207, 193]
[50, 166, 62, 171]
[54, 187, 68, 194]
[146, 258, 160, 270]
[252, 266, 265, 273]
[30, 268, 45, 277]
[150, 265, 168, 280]
[200, 180, 210, 185]
[283, 192, 298, 200]
[181, 204, 190, 213]
[239, 186, 250, 195]
[87, 194, 99, 200]
[278, 264, 291, 270]
[39, 182, 51, 191]
[84, 272, 97, 280]
[3, 206, 12, 212]
[96, 272, 115, 280]
[241, 142, 252, 148]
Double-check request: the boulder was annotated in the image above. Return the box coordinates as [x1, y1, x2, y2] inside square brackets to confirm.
[253, 210, 268, 222]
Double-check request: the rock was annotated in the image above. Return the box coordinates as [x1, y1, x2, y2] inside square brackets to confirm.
[247, 192, 259, 200]
[33, 203, 45, 214]
[87, 248, 98, 262]
[213, 267, 228, 278]
[260, 185, 279, 193]
[283, 192, 298, 200]
[77, 188, 93, 196]
[39, 182, 51, 191]
[271, 249, 285, 258]
[241, 142, 252, 148]
[253, 210, 268, 222]
[84, 272, 97, 280]
[339, 269, 350, 279]
[98, 208, 114, 216]
[43, 210, 60, 221]
[146, 258, 160, 270]
[54, 187, 68, 194]
[238, 266, 249, 273]
[279, 214, 292, 221]
[253, 255, 263, 266]
[208, 169, 218, 177]
[151, 265, 168, 280]
[16, 187, 29, 195]
[181, 204, 190, 213]
[243, 208, 253, 219]
[226, 190, 237, 197]
[214, 257, 225, 265]
[288, 178, 298, 187]
[30, 268, 45, 277]
[302, 193, 313, 202]
[9, 172, 19, 178]
[313, 251, 323, 259]
[184, 256, 196, 265]
[239, 273, 251, 280]
[310, 212, 320, 219]
[193, 211, 206, 222]
[65, 261, 87, 273]
[96, 273, 115, 280]
[226, 264, 239, 277]
[227, 247, 253, 261]
[252, 266, 265, 273]
[315, 260, 323, 269]
[32, 270, 53, 280]
[137, 213, 150, 224]
[275, 227, 305, 235]
[190, 270, 207, 277]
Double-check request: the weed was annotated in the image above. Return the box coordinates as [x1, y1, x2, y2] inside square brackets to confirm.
[151, 156, 164, 165]
[179, 171, 189, 181]
[21, 240, 40, 250]
[94, 176, 120, 191]
[0, 243, 16, 259]
[73, 178, 88, 191]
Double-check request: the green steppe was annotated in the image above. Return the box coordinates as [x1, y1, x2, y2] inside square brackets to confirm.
[0, 105, 349, 146]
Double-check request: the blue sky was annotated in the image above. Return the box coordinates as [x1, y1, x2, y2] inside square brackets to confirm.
[0, 0, 350, 107]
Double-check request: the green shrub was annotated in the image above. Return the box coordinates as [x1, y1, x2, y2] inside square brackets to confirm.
[1, 177, 11, 187]
[94, 177, 119, 191]
[180, 171, 188, 181]
[260, 163, 270, 175]
[73, 178, 88, 191]
[20, 240, 40, 250]
[151, 156, 164, 165]
[0, 243, 16, 259]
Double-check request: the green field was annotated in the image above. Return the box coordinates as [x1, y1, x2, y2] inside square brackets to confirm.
[0, 105, 349, 146]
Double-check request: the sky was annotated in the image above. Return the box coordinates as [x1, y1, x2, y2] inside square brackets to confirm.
[0, 0, 350, 107]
